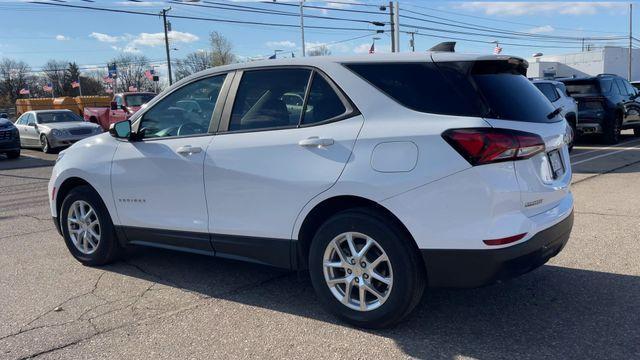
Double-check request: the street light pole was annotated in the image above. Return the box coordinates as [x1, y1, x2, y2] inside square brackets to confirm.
[162, 7, 173, 86]
[629, 3, 633, 81]
[300, 0, 306, 57]
[388, 1, 395, 52]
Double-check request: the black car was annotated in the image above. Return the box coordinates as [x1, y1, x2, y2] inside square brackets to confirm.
[0, 114, 20, 159]
[561, 74, 640, 144]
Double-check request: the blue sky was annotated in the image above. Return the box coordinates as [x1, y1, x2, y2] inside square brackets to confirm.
[0, 0, 636, 77]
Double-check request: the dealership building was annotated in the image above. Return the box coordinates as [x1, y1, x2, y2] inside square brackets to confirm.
[526, 46, 640, 81]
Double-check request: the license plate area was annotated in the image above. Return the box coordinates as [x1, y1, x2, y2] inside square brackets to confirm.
[548, 149, 564, 179]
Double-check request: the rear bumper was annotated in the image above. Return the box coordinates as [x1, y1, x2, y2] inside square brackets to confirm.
[422, 210, 573, 288]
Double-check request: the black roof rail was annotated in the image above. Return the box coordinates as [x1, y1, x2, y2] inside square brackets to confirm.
[597, 73, 619, 77]
[429, 42, 456, 52]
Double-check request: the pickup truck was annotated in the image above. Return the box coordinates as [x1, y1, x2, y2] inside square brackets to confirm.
[84, 92, 155, 130]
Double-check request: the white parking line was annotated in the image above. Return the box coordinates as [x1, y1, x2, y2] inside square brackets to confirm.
[571, 144, 640, 166]
[570, 137, 640, 159]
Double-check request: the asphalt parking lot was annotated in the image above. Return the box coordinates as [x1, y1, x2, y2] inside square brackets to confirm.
[1, 135, 639, 360]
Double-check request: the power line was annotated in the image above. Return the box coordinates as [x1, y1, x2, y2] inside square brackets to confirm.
[260, 1, 385, 16]
[403, 3, 627, 36]
[28, 1, 379, 32]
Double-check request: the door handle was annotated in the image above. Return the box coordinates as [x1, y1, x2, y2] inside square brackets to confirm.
[298, 136, 334, 147]
[176, 145, 202, 156]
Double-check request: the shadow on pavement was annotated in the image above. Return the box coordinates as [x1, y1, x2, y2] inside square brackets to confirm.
[105, 247, 640, 359]
[0, 154, 55, 171]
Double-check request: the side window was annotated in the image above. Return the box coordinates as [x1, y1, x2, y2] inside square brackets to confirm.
[16, 114, 27, 125]
[140, 74, 226, 138]
[302, 73, 347, 125]
[615, 79, 629, 95]
[623, 80, 637, 96]
[535, 83, 559, 102]
[229, 69, 311, 131]
[25, 114, 34, 125]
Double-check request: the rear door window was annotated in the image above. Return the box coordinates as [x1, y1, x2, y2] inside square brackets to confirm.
[301, 73, 347, 125]
[534, 83, 560, 102]
[615, 79, 629, 95]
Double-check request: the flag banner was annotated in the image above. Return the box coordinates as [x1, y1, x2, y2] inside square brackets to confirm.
[43, 83, 53, 92]
[71, 80, 80, 88]
[103, 75, 113, 84]
[144, 69, 155, 81]
[19, 88, 30, 95]
[369, 43, 375, 54]
[108, 63, 118, 78]
[494, 45, 502, 54]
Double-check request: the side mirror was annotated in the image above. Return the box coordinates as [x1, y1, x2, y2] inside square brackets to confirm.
[110, 101, 119, 111]
[109, 120, 131, 139]
[28, 122, 36, 127]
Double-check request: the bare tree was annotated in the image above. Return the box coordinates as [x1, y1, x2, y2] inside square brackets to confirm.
[210, 31, 236, 66]
[42, 59, 69, 96]
[307, 45, 331, 57]
[0, 58, 32, 104]
[175, 51, 213, 81]
[110, 54, 154, 93]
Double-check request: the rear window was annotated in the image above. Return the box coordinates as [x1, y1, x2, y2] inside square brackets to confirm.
[564, 78, 614, 95]
[345, 61, 557, 123]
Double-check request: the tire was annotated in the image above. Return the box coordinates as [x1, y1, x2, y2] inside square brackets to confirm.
[6, 150, 20, 159]
[308, 208, 426, 329]
[60, 185, 120, 266]
[40, 134, 53, 153]
[634, 128, 640, 137]
[602, 114, 622, 144]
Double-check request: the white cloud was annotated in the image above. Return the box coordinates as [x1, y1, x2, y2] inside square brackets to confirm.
[455, 2, 626, 16]
[353, 43, 372, 54]
[526, 25, 555, 34]
[110, 45, 141, 54]
[131, 31, 199, 47]
[90, 32, 121, 43]
[115, 1, 164, 6]
[266, 40, 296, 49]
[55, 34, 69, 41]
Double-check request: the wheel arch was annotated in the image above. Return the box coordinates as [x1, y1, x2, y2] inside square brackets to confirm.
[55, 177, 96, 219]
[295, 195, 418, 270]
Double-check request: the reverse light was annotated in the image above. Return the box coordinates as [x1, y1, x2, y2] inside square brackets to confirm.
[483, 233, 527, 246]
[442, 128, 545, 166]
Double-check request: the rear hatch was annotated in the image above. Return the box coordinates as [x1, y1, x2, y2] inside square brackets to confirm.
[432, 54, 572, 216]
[562, 79, 608, 121]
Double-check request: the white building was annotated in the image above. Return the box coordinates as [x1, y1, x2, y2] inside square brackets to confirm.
[527, 46, 640, 81]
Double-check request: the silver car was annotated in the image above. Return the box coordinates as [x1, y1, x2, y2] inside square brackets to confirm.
[14, 110, 103, 153]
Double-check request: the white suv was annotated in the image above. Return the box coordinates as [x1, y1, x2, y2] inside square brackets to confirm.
[48, 52, 574, 328]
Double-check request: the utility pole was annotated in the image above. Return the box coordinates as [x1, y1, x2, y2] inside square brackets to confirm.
[393, 1, 400, 52]
[389, 1, 395, 52]
[408, 31, 416, 52]
[629, 3, 633, 81]
[581, 38, 585, 52]
[161, 8, 173, 86]
[300, 0, 306, 57]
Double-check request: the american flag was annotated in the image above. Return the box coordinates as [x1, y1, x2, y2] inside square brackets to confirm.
[19, 88, 30, 95]
[71, 80, 80, 89]
[103, 75, 113, 84]
[43, 83, 53, 92]
[144, 69, 155, 81]
[369, 42, 375, 54]
[128, 86, 138, 92]
[493, 45, 502, 54]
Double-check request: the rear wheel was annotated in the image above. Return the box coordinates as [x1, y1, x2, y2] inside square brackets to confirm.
[60, 185, 120, 266]
[308, 208, 425, 328]
[40, 134, 53, 153]
[602, 114, 622, 144]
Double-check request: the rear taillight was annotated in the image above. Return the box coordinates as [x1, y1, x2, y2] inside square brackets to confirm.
[442, 128, 545, 166]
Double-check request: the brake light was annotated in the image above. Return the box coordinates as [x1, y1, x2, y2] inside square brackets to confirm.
[483, 233, 527, 246]
[442, 128, 545, 165]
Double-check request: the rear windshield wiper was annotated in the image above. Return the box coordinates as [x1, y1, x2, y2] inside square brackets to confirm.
[547, 107, 563, 119]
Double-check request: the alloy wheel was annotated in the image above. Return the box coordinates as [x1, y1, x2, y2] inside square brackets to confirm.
[322, 232, 393, 312]
[67, 200, 101, 254]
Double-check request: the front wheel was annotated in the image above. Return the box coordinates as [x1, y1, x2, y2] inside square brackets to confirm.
[308, 209, 426, 329]
[60, 185, 121, 266]
[40, 134, 53, 153]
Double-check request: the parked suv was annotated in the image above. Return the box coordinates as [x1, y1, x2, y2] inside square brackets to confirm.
[49, 52, 574, 328]
[533, 79, 577, 150]
[561, 74, 640, 144]
[0, 114, 20, 159]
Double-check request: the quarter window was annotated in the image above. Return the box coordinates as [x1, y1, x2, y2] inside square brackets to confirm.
[534, 83, 560, 102]
[229, 69, 311, 131]
[302, 73, 347, 125]
[140, 74, 226, 138]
